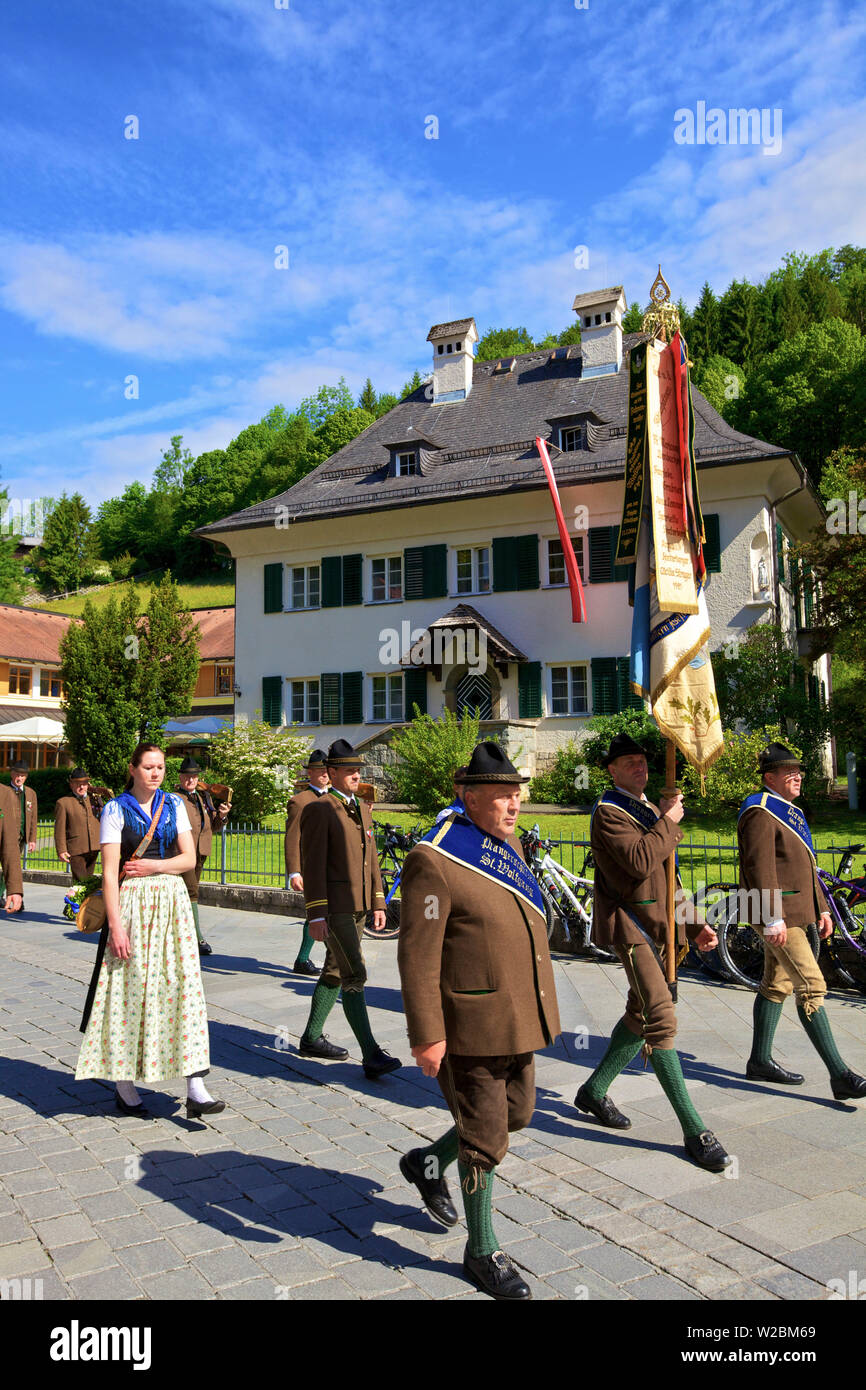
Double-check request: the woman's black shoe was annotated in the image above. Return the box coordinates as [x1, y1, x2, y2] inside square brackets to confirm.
[198, 939, 213, 956]
[115, 1094, 150, 1117]
[185, 1097, 226, 1119]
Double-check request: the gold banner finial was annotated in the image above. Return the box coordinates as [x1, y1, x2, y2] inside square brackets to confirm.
[641, 265, 680, 342]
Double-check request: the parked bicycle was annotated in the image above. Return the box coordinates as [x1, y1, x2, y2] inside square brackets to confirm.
[518, 824, 611, 959]
[698, 844, 866, 992]
[364, 821, 423, 939]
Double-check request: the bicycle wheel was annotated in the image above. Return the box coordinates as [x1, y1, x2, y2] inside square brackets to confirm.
[363, 870, 402, 940]
[828, 897, 866, 992]
[705, 883, 764, 989]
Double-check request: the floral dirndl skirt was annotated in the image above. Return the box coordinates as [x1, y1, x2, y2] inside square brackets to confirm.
[75, 875, 210, 1082]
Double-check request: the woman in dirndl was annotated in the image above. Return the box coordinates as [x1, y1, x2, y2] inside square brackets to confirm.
[75, 742, 225, 1120]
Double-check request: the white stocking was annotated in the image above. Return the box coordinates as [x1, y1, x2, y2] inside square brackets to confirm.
[186, 1075, 213, 1104]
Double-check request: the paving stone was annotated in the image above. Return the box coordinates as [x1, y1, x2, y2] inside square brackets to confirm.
[545, 1266, 634, 1301]
[115, 1238, 186, 1277]
[138, 1267, 216, 1300]
[165, 1221, 235, 1258]
[193, 1245, 273, 1289]
[3, 1167, 57, 1196]
[713, 1280, 780, 1300]
[575, 1240, 656, 1283]
[51, 1239, 119, 1278]
[67, 1266, 146, 1300]
[0, 1238, 53, 1276]
[338, 1260, 414, 1294]
[98, 1214, 165, 1250]
[281, 1276, 360, 1300]
[33, 1213, 100, 1249]
[780, 1234, 866, 1285]
[58, 1168, 119, 1197]
[627, 1273, 702, 1300]
[755, 1268, 829, 1299]
[0, 1213, 38, 1245]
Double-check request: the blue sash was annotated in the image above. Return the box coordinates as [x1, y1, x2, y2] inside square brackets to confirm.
[420, 809, 545, 918]
[738, 791, 816, 863]
[591, 788, 679, 871]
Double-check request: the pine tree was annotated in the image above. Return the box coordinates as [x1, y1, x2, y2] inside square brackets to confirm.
[35, 491, 98, 594]
[357, 378, 378, 413]
[688, 283, 720, 366]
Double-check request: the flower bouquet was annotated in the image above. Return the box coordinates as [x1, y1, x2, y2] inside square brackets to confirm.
[62, 875, 102, 922]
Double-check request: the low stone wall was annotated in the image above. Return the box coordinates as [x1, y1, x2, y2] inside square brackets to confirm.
[24, 869, 305, 918]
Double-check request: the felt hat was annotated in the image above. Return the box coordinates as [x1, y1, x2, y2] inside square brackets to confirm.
[69, 768, 90, 781]
[9, 759, 29, 774]
[305, 749, 328, 769]
[759, 742, 803, 775]
[600, 733, 648, 767]
[454, 742, 528, 785]
[179, 757, 201, 774]
[326, 739, 363, 768]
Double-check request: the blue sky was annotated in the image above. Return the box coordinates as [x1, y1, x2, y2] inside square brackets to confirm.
[1, 0, 864, 512]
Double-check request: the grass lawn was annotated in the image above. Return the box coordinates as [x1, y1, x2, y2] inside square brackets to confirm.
[30, 574, 235, 616]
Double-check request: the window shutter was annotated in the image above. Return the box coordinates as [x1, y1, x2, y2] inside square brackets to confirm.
[518, 661, 542, 718]
[404, 667, 427, 717]
[793, 665, 806, 697]
[515, 535, 539, 590]
[342, 671, 363, 723]
[321, 556, 342, 608]
[775, 521, 785, 583]
[610, 527, 631, 582]
[320, 672, 342, 724]
[342, 554, 363, 605]
[588, 527, 613, 583]
[423, 544, 448, 598]
[263, 563, 283, 613]
[262, 675, 282, 726]
[492, 536, 518, 592]
[591, 657, 618, 714]
[617, 657, 643, 711]
[703, 514, 721, 573]
[404, 547, 424, 599]
[803, 564, 815, 625]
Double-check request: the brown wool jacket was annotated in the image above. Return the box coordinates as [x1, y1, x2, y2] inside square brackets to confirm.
[54, 794, 101, 858]
[0, 785, 24, 895]
[174, 786, 227, 861]
[301, 792, 385, 918]
[284, 786, 324, 877]
[590, 799, 704, 950]
[738, 797, 829, 929]
[10, 785, 37, 843]
[397, 835, 561, 1056]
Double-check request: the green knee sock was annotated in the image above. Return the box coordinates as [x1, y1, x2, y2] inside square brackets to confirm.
[303, 982, 340, 1042]
[584, 1019, 643, 1100]
[797, 1004, 847, 1079]
[419, 1126, 459, 1179]
[458, 1161, 498, 1258]
[341, 990, 378, 1062]
[750, 993, 783, 1065]
[296, 920, 315, 964]
[649, 1047, 706, 1139]
[190, 901, 203, 944]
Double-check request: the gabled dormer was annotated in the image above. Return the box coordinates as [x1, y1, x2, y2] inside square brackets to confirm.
[380, 425, 443, 479]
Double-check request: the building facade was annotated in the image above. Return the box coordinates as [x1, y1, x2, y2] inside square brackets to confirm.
[199, 287, 829, 785]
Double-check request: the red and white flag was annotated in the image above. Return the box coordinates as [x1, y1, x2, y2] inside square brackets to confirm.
[536, 436, 587, 623]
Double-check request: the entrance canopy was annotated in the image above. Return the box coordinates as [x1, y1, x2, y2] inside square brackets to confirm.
[400, 603, 528, 676]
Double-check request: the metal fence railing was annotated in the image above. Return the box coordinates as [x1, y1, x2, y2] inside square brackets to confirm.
[20, 819, 866, 895]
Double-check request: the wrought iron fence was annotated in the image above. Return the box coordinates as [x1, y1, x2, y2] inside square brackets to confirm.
[21, 819, 866, 894]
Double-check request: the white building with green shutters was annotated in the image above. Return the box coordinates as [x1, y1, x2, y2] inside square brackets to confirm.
[199, 287, 829, 786]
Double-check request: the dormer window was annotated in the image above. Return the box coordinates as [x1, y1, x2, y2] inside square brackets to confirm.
[560, 425, 585, 452]
[438, 344, 444, 354]
[395, 450, 418, 476]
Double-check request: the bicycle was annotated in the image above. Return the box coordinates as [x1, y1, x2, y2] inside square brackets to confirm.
[363, 821, 423, 940]
[518, 824, 612, 959]
[700, 844, 866, 992]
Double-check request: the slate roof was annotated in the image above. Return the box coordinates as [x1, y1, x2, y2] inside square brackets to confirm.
[427, 318, 476, 340]
[0, 604, 234, 663]
[198, 334, 789, 537]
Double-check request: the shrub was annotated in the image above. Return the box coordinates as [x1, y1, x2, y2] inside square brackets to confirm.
[390, 706, 488, 816]
[530, 709, 665, 806]
[680, 725, 786, 812]
[207, 717, 311, 823]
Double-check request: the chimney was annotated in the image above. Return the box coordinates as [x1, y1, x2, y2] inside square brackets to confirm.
[571, 286, 627, 378]
[426, 317, 478, 403]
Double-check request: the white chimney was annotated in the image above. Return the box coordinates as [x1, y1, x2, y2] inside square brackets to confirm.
[571, 286, 627, 378]
[426, 317, 478, 403]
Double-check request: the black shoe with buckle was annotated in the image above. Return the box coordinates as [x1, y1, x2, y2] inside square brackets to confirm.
[463, 1246, 531, 1300]
[115, 1094, 150, 1118]
[299, 1033, 349, 1060]
[831, 1069, 866, 1101]
[574, 1083, 632, 1129]
[198, 939, 213, 956]
[746, 1058, 804, 1085]
[684, 1130, 732, 1172]
[363, 1047, 402, 1079]
[399, 1147, 459, 1227]
[292, 959, 321, 977]
[185, 1097, 226, 1119]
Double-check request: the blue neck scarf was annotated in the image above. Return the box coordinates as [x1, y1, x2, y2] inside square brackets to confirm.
[115, 788, 178, 857]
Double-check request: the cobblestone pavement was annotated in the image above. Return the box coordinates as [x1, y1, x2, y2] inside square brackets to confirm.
[1, 886, 865, 1301]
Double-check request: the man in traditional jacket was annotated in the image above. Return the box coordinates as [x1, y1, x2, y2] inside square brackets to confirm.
[284, 749, 328, 976]
[4, 759, 37, 912]
[577, 733, 731, 1172]
[298, 739, 400, 1079]
[54, 769, 102, 883]
[397, 742, 561, 1301]
[0, 781, 24, 913]
[175, 757, 230, 956]
[738, 741, 866, 1100]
